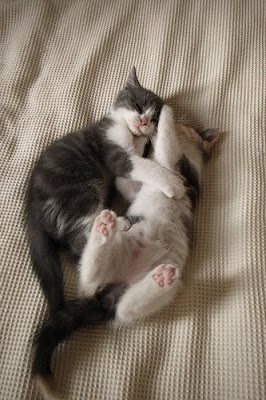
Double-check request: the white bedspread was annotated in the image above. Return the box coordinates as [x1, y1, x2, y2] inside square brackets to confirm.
[1, 1, 265, 399]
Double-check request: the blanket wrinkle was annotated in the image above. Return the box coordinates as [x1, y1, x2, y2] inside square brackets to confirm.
[0, 1, 265, 399]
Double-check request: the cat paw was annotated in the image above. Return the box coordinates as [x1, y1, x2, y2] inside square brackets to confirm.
[171, 176, 186, 199]
[95, 209, 117, 237]
[116, 216, 131, 231]
[152, 264, 179, 287]
[159, 104, 175, 125]
[160, 170, 186, 200]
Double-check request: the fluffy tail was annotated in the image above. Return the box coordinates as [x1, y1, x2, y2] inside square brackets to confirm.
[32, 297, 112, 400]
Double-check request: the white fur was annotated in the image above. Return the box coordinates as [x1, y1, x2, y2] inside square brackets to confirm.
[79, 105, 202, 323]
[106, 111, 135, 151]
[107, 106, 185, 199]
[79, 210, 131, 296]
[110, 106, 157, 136]
[116, 264, 183, 324]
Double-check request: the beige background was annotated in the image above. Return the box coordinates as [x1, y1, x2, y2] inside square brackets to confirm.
[0, 1, 265, 399]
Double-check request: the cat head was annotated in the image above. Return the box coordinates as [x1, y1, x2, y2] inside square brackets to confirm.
[112, 67, 164, 137]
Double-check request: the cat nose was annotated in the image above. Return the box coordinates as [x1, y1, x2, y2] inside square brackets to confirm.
[139, 115, 148, 126]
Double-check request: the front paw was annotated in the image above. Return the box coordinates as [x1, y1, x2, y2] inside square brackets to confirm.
[161, 172, 186, 199]
[158, 104, 175, 128]
[117, 216, 131, 231]
[173, 175, 186, 199]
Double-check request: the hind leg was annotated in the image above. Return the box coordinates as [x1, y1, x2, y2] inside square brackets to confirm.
[116, 263, 183, 324]
[79, 210, 130, 297]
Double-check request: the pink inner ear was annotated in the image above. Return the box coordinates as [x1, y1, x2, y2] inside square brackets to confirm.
[200, 128, 219, 147]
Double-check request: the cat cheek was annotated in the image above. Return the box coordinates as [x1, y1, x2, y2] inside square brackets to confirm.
[141, 125, 154, 136]
[148, 123, 156, 133]
[125, 113, 140, 132]
[130, 113, 141, 125]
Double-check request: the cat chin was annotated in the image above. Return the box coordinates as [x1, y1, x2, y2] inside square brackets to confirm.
[129, 126, 142, 136]
[129, 125, 147, 136]
[129, 124, 155, 137]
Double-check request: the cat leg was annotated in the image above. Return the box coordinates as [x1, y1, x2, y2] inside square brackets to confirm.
[129, 154, 185, 199]
[133, 135, 149, 157]
[116, 263, 183, 324]
[79, 209, 130, 297]
[154, 105, 183, 171]
[115, 177, 142, 202]
[105, 121, 184, 199]
[115, 137, 145, 202]
[129, 105, 186, 198]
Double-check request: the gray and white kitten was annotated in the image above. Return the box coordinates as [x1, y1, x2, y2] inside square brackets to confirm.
[27, 68, 184, 396]
[35, 102, 218, 400]
[79, 105, 219, 324]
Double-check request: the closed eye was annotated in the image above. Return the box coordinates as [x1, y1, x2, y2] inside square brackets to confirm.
[133, 102, 142, 113]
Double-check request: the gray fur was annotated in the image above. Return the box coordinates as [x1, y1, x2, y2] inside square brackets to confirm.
[114, 67, 163, 123]
[28, 69, 169, 387]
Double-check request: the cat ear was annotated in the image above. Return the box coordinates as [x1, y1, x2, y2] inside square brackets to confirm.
[126, 67, 141, 88]
[200, 129, 219, 151]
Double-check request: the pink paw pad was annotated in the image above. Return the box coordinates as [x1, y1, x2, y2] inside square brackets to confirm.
[153, 265, 176, 287]
[96, 210, 116, 236]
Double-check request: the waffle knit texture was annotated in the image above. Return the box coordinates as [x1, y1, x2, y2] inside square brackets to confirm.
[0, 1, 265, 399]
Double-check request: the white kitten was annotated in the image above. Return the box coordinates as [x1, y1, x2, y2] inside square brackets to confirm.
[79, 105, 218, 323]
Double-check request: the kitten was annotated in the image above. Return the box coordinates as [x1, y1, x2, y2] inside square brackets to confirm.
[33, 105, 218, 400]
[27, 67, 184, 313]
[79, 105, 219, 323]
[28, 69, 184, 397]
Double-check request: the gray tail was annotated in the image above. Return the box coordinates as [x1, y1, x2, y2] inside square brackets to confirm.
[32, 298, 109, 378]
[32, 285, 124, 397]
[27, 218, 66, 314]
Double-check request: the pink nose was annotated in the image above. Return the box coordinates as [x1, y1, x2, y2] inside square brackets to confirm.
[139, 116, 148, 126]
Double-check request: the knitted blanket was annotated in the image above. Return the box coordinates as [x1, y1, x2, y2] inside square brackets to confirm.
[1, 1, 265, 399]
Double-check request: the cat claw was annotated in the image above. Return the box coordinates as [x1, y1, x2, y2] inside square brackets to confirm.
[152, 264, 178, 287]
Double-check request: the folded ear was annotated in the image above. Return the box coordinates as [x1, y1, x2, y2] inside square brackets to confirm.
[200, 128, 219, 151]
[126, 66, 141, 88]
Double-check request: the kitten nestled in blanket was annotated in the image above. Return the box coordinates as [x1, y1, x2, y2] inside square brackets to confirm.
[26, 67, 218, 399]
